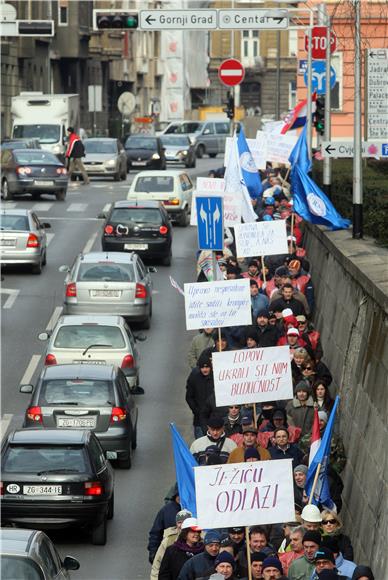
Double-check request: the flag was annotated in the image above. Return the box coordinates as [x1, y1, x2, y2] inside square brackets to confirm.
[305, 396, 340, 509]
[236, 127, 263, 200]
[224, 135, 257, 223]
[292, 166, 351, 230]
[169, 276, 184, 296]
[170, 423, 198, 517]
[309, 407, 321, 465]
[288, 124, 312, 175]
[281, 94, 317, 134]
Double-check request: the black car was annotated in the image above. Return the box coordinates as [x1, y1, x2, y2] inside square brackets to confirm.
[1, 429, 114, 545]
[1, 148, 68, 201]
[21, 364, 143, 469]
[100, 200, 173, 266]
[124, 135, 166, 171]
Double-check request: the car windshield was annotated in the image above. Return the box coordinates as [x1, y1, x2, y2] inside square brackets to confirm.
[165, 122, 201, 135]
[161, 136, 189, 146]
[85, 141, 117, 154]
[134, 176, 174, 192]
[77, 262, 135, 282]
[1, 141, 29, 150]
[0, 215, 29, 231]
[1, 556, 43, 580]
[14, 151, 59, 165]
[125, 137, 157, 150]
[54, 325, 126, 349]
[41, 379, 113, 406]
[110, 208, 163, 225]
[3, 445, 87, 473]
[13, 124, 60, 144]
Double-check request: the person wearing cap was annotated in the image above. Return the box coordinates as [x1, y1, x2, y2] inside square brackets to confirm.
[270, 283, 306, 317]
[261, 556, 283, 579]
[269, 428, 304, 468]
[254, 309, 280, 348]
[241, 260, 262, 286]
[264, 265, 290, 298]
[213, 551, 238, 579]
[250, 279, 270, 320]
[190, 415, 237, 466]
[288, 259, 311, 296]
[311, 547, 347, 580]
[178, 530, 221, 580]
[228, 528, 245, 554]
[249, 551, 268, 579]
[320, 536, 356, 579]
[188, 329, 215, 370]
[150, 509, 192, 580]
[244, 328, 260, 349]
[296, 316, 323, 362]
[288, 530, 321, 580]
[186, 352, 215, 439]
[286, 381, 315, 437]
[351, 566, 375, 580]
[277, 327, 307, 358]
[293, 464, 308, 507]
[278, 525, 306, 575]
[148, 484, 181, 564]
[223, 405, 245, 437]
[159, 518, 204, 580]
[227, 425, 271, 463]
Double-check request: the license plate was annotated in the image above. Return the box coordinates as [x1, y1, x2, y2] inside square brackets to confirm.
[73, 360, 106, 365]
[124, 244, 148, 250]
[90, 290, 121, 298]
[34, 180, 54, 186]
[23, 485, 62, 496]
[106, 451, 118, 460]
[132, 161, 147, 166]
[57, 416, 97, 428]
[0, 239, 16, 246]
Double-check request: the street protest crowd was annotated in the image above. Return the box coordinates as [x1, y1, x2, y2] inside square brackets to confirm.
[147, 129, 375, 580]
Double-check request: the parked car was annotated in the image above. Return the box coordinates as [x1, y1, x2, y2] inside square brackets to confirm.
[1, 138, 41, 150]
[0, 208, 51, 274]
[75, 138, 127, 181]
[1, 148, 68, 201]
[0, 528, 80, 579]
[38, 315, 145, 389]
[1, 429, 114, 545]
[100, 200, 173, 266]
[127, 170, 193, 227]
[190, 121, 234, 158]
[60, 251, 154, 327]
[160, 135, 196, 168]
[124, 135, 166, 171]
[21, 364, 143, 469]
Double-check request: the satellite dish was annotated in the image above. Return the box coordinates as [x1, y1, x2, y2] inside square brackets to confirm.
[117, 92, 136, 116]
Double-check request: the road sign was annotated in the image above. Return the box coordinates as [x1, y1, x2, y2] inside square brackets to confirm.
[298, 60, 308, 75]
[305, 26, 337, 59]
[117, 92, 136, 116]
[322, 141, 387, 158]
[367, 48, 388, 140]
[219, 59, 245, 87]
[139, 10, 217, 30]
[196, 196, 224, 251]
[304, 61, 336, 95]
[218, 9, 288, 29]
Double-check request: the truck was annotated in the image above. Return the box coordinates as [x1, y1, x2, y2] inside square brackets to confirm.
[11, 92, 79, 159]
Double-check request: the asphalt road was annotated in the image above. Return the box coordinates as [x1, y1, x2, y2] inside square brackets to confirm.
[1, 156, 217, 579]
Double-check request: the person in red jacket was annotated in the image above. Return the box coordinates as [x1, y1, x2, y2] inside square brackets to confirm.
[65, 127, 89, 184]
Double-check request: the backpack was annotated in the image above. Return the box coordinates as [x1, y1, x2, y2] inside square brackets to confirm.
[72, 139, 85, 158]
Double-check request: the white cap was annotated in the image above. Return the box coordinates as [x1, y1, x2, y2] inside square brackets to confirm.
[282, 308, 293, 318]
[301, 505, 322, 523]
[181, 517, 201, 531]
[287, 327, 299, 336]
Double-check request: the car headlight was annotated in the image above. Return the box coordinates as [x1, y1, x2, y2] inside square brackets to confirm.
[189, 136, 196, 144]
[105, 159, 117, 167]
[152, 153, 160, 160]
[52, 144, 62, 154]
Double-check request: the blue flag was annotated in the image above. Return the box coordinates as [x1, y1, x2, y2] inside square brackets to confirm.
[305, 396, 340, 509]
[288, 124, 312, 175]
[237, 127, 263, 200]
[170, 423, 197, 517]
[292, 166, 351, 230]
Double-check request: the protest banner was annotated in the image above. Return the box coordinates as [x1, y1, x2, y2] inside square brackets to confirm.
[212, 346, 293, 406]
[184, 279, 251, 330]
[224, 137, 266, 170]
[195, 459, 295, 528]
[196, 177, 225, 194]
[234, 220, 288, 258]
[266, 133, 298, 165]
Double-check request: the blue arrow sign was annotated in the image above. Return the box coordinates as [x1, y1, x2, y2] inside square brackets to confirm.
[196, 196, 224, 251]
[304, 61, 336, 95]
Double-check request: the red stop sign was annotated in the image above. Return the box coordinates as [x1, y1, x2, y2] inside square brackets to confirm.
[305, 26, 337, 59]
[218, 59, 245, 87]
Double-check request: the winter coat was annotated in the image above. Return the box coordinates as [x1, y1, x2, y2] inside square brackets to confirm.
[185, 368, 215, 427]
[288, 555, 315, 580]
[286, 397, 315, 437]
[251, 292, 269, 319]
[151, 527, 178, 580]
[270, 288, 310, 316]
[148, 500, 181, 561]
[177, 551, 218, 580]
[322, 532, 354, 562]
[159, 541, 204, 580]
[187, 333, 215, 369]
[270, 295, 307, 317]
[255, 324, 280, 347]
[65, 133, 84, 159]
[190, 433, 237, 465]
[269, 443, 304, 468]
[199, 392, 229, 434]
[227, 443, 270, 463]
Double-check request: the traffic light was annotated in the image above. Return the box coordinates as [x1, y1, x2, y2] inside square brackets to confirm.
[17, 20, 54, 36]
[93, 11, 139, 31]
[314, 96, 325, 136]
[223, 92, 234, 120]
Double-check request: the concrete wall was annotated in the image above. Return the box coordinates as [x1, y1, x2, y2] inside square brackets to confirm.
[304, 224, 388, 578]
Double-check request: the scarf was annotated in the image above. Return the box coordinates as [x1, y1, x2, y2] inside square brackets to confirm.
[173, 539, 204, 556]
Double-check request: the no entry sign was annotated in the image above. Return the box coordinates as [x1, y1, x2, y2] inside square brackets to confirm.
[218, 58, 245, 87]
[305, 26, 337, 59]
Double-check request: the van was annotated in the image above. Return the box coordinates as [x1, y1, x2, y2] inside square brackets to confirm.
[191, 121, 234, 158]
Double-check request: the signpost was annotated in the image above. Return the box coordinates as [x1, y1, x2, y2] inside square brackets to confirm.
[366, 48, 388, 140]
[322, 140, 388, 158]
[140, 9, 217, 30]
[304, 26, 336, 59]
[304, 61, 336, 94]
[196, 196, 224, 251]
[218, 59, 245, 87]
[218, 9, 288, 30]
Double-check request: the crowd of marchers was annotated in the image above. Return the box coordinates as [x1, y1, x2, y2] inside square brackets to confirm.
[147, 167, 375, 580]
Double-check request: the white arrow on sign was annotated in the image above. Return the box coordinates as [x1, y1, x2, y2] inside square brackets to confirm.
[322, 141, 388, 158]
[218, 9, 288, 29]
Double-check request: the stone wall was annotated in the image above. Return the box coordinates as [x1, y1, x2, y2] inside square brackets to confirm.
[304, 224, 388, 578]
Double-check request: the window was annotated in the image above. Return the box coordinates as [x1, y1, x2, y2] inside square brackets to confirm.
[77, 262, 135, 282]
[215, 122, 229, 135]
[58, 1, 68, 26]
[202, 123, 215, 135]
[289, 80, 297, 109]
[88, 435, 105, 472]
[330, 53, 342, 111]
[39, 539, 60, 577]
[41, 379, 113, 406]
[1, 557, 43, 580]
[54, 325, 126, 349]
[2, 446, 87, 473]
[134, 176, 174, 192]
[289, 30, 298, 57]
[110, 208, 163, 225]
[241, 31, 260, 68]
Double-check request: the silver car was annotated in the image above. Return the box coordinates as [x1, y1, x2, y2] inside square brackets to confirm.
[0, 528, 79, 579]
[75, 138, 127, 181]
[0, 208, 51, 274]
[60, 251, 154, 329]
[38, 315, 144, 389]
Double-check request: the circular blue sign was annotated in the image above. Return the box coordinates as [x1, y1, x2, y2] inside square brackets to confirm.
[304, 61, 336, 95]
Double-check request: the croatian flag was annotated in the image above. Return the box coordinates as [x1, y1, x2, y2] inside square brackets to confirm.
[281, 94, 317, 134]
[309, 408, 321, 465]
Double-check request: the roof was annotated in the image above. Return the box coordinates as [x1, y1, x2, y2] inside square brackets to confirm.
[8, 429, 88, 445]
[77, 251, 135, 264]
[0, 528, 37, 556]
[113, 199, 163, 209]
[57, 314, 124, 326]
[40, 363, 117, 381]
[132, 169, 187, 178]
[0, 208, 30, 216]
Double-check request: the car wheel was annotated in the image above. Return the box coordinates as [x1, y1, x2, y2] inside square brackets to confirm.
[2, 179, 12, 200]
[142, 314, 151, 330]
[91, 515, 107, 545]
[131, 426, 137, 450]
[113, 172, 120, 181]
[31, 257, 42, 275]
[117, 448, 131, 469]
[161, 252, 172, 266]
[196, 145, 205, 158]
[55, 189, 66, 201]
[209, 153, 217, 158]
[191, 158, 196, 168]
[107, 494, 114, 520]
[42, 250, 47, 266]
[179, 207, 189, 227]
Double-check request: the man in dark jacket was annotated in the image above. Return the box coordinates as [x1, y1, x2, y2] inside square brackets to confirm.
[269, 428, 304, 468]
[65, 126, 89, 184]
[270, 283, 306, 317]
[255, 309, 280, 347]
[177, 530, 221, 580]
[147, 484, 181, 564]
[186, 352, 215, 439]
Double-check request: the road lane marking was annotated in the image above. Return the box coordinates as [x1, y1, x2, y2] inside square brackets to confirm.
[46, 233, 55, 246]
[102, 203, 111, 214]
[32, 203, 53, 211]
[0, 414, 13, 440]
[46, 306, 63, 332]
[46, 217, 99, 221]
[82, 230, 99, 254]
[1, 288, 20, 309]
[20, 355, 41, 385]
[0, 202, 17, 208]
[67, 203, 88, 212]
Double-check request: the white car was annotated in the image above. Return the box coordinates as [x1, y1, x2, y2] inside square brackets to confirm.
[127, 170, 193, 227]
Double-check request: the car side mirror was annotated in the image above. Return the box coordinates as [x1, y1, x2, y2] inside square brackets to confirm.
[38, 332, 50, 341]
[20, 384, 33, 394]
[147, 266, 157, 273]
[58, 265, 70, 273]
[134, 333, 147, 342]
[42, 222, 51, 229]
[131, 385, 145, 395]
[203, 129, 210, 135]
[63, 556, 80, 571]
[97, 212, 106, 219]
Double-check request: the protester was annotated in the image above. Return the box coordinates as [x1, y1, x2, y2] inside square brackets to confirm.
[321, 536, 357, 579]
[270, 283, 307, 317]
[148, 484, 181, 564]
[268, 428, 304, 467]
[278, 525, 305, 575]
[249, 552, 267, 579]
[159, 518, 203, 580]
[300, 505, 322, 532]
[228, 528, 245, 554]
[293, 464, 308, 507]
[254, 309, 280, 347]
[320, 511, 354, 561]
[186, 352, 215, 439]
[351, 566, 375, 580]
[311, 547, 348, 580]
[227, 425, 271, 463]
[236, 526, 272, 578]
[288, 530, 321, 580]
[223, 405, 244, 437]
[190, 415, 237, 465]
[150, 509, 192, 580]
[312, 381, 335, 415]
[187, 329, 215, 369]
[261, 557, 284, 580]
[178, 531, 221, 580]
[212, 551, 238, 579]
[250, 279, 270, 319]
[286, 382, 315, 437]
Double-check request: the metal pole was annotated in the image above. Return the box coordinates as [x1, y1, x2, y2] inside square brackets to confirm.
[353, 0, 363, 238]
[323, 10, 332, 199]
[307, 26, 313, 160]
[93, 85, 97, 137]
[276, 30, 281, 119]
